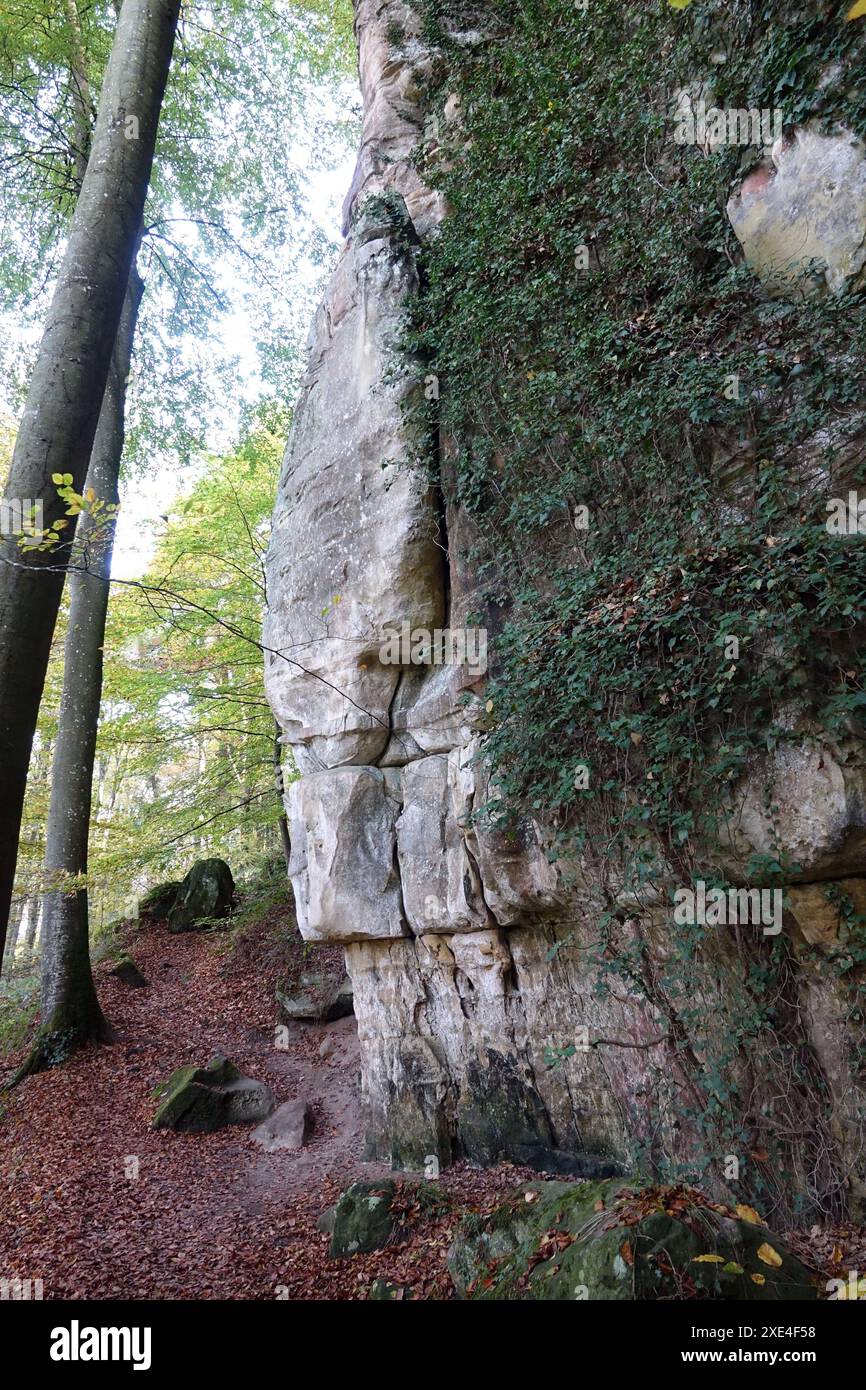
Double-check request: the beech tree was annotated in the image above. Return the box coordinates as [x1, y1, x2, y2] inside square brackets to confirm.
[22, 272, 144, 1073]
[13, 0, 148, 1070]
[0, 0, 181, 962]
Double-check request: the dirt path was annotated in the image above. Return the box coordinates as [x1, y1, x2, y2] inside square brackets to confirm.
[0, 916, 527, 1299]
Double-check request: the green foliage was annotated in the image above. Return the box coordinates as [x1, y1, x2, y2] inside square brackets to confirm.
[401, 0, 866, 1212]
[78, 408, 294, 923]
[0, 973, 39, 1054]
[0, 0, 360, 457]
[408, 0, 866, 863]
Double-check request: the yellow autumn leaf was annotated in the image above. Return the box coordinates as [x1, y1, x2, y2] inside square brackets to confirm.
[669, 0, 692, 8]
[485, 699, 494, 713]
[757, 1243, 782, 1268]
[751, 1273, 766, 1286]
[735, 1204, 762, 1226]
[846, 1, 866, 20]
[693, 1253, 725, 1264]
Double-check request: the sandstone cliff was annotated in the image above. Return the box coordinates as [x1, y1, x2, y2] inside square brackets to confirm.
[265, 0, 866, 1223]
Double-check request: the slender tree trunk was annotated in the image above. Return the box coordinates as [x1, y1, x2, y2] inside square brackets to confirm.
[64, 0, 94, 183]
[2, 897, 24, 973]
[273, 721, 292, 874]
[0, 0, 180, 966]
[22, 271, 144, 1074]
[20, 897, 35, 967]
[25, 898, 41, 958]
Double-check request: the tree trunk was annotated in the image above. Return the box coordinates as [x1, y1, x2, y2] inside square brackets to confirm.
[2, 897, 24, 973]
[273, 721, 292, 874]
[25, 898, 41, 961]
[0, 0, 180, 965]
[26, 271, 144, 1073]
[23, 898, 37, 952]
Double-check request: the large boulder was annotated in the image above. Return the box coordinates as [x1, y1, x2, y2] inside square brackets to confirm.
[167, 859, 235, 933]
[251, 1099, 313, 1152]
[448, 1181, 819, 1301]
[276, 974, 354, 1025]
[152, 1054, 274, 1132]
[137, 880, 181, 921]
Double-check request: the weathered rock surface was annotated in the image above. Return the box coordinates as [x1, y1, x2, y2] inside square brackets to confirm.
[263, 0, 866, 1218]
[152, 1055, 274, 1132]
[251, 1099, 313, 1152]
[728, 128, 866, 297]
[449, 1181, 818, 1301]
[167, 859, 235, 933]
[286, 769, 406, 941]
[262, 199, 443, 776]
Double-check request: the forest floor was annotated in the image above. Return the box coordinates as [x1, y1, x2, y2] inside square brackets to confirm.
[2, 893, 866, 1300]
[0, 896, 542, 1300]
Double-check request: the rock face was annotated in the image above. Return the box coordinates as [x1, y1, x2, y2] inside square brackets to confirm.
[167, 859, 235, 933]
[152, 1055, 274, 1132]
[728, 129, 866, 297]
[264, 2, 866, 1218]
[448, 1181, 818, 1301]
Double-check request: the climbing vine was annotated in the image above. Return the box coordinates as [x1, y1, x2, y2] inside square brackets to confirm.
[395, 0, 866, 1216]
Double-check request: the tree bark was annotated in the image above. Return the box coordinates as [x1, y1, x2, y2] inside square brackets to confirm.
[2, 896, 24, 973]
[27, 270, 144, 1072]
[24, 898, 41, 967]
[0, 0, 180, 965]
[273, 721, 292, 874]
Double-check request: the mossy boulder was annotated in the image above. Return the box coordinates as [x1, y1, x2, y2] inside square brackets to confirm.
[138, 881, 182, 921]
[329, 1180, 399, 1257]
[152, 1054, 274, 1132]
[107, 956, 148, 988]
[448, 1180, 820, 1301]
[167, 859, 235, 933]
